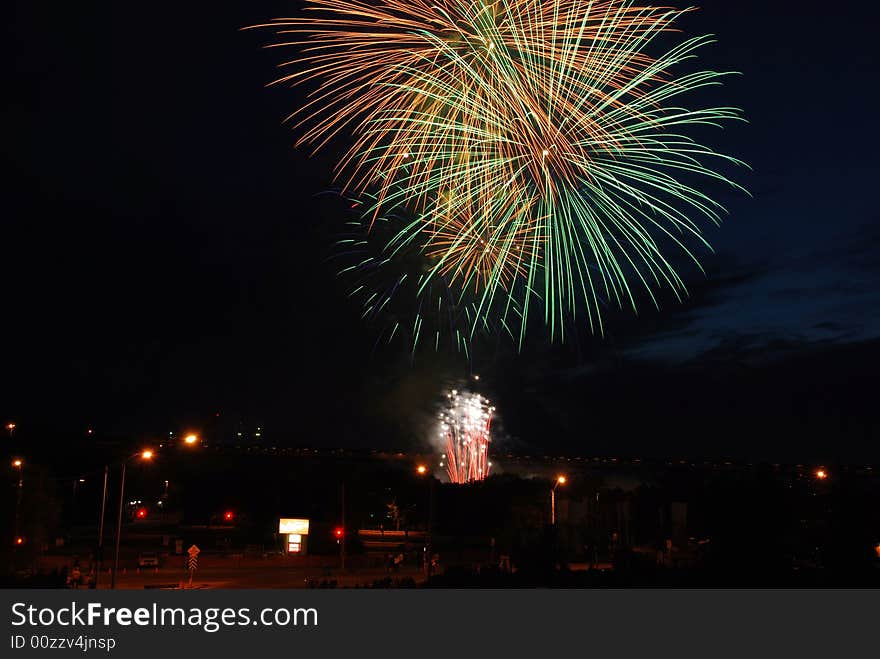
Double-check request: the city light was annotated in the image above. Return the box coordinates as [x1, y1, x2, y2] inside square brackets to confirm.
[557, 475, 567, 485]
[183, 434, 199, 446]
[135, 508, 148, 519]
[141, 450, 154, 460]
[6, 422, 16, 431]
[815, 469, 828, 480]
[12, 458, 23, 468]
[334, 527, 344, 539]
[15, 537, 24, 545]
[416, 465, 427, 475]
[224, 511, 235, 522]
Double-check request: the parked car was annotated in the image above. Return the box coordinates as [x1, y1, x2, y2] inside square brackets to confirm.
[137, 552, 159, 567]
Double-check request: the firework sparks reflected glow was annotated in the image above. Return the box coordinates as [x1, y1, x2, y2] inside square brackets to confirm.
[438, 390, 493, 484]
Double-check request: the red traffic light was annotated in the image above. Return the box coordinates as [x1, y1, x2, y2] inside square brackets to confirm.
[334, 527, 344, 539]
[135, 508, 148, 519]
[224, 511, 234, 522]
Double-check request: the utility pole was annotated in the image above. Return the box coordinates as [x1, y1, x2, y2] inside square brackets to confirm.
[340, 483, 346, 571]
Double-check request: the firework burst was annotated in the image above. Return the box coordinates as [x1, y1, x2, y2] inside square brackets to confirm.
[253, 0, 747, 348]
[437, 389, 493, 484]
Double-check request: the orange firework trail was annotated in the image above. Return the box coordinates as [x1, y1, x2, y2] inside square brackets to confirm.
[251, 0, 747, 349]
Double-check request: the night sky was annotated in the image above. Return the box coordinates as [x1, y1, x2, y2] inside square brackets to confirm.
[4, 1, 879, 462]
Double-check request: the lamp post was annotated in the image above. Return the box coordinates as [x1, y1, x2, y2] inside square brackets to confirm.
[416, 465, 434, 578]
[12, 458, 24, 547]
[551, 475, 566, 526]
[100, 436, 197, 588]
[94, 465, 109, 588]
[110, 450, 153, 589]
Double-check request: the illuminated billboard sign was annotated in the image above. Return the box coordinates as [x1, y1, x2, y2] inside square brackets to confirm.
[278, 518, 310, 535]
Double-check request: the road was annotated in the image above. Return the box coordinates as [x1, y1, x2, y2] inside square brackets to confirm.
[101, 562, 423, 589]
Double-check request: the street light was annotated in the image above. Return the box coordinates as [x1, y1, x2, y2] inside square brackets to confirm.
[109, 449, 154, 589]
[815, 469, 828, 480]
[551, 475, 566, 525]
[160, 434, 197, 504]
[94, 466, 109, 588]
[12, 458, 24, 548]
[6, 422, 16, 438]
[416, 464, 435, 578]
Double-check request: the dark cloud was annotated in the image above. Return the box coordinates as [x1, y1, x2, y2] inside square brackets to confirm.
[621, 216, 880, 366]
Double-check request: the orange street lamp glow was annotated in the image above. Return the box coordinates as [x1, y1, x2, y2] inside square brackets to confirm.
[141, 450, 154, 460]
[12, 459, 23, 468]
[15, 537, 24, 545]
[550, 475, 566, 525]
[6, 423, 16, 431]
[183, 434, 198, 445]
[815, 469, 827, 480]
[416, 465, 427, 475]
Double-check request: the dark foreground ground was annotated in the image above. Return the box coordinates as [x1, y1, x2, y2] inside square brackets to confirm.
[3, 446, 879, 587]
